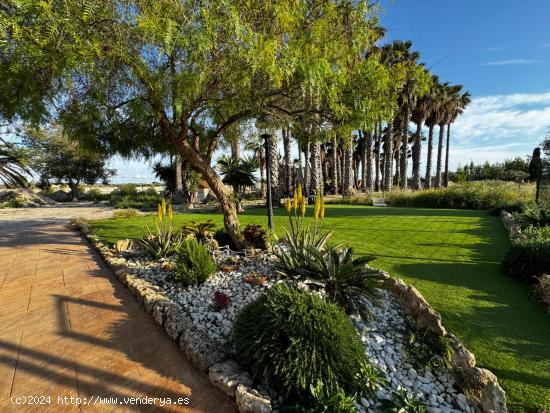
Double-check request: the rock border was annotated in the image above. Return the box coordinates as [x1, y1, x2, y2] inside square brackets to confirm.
[500, 210, 526, 241]
[383, 276, 507, 413]
[78, 225, 506, 413]
[80, 231, 271, 413]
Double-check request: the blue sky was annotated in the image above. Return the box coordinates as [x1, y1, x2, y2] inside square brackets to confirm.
[110, 1, 550, 183]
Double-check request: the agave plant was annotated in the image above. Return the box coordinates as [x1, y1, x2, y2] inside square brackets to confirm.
[137, 199, 183, 258]
[181, 219, 217, 241]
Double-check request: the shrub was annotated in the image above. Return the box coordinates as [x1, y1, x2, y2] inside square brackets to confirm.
[531, 274, 550, 311]
[112, 208, 139, 219]
[68, 216, 89, 233]
[513, 204, 550, 229]
[380, 389, 427, 413]
[137, 199, 182, 258]
[232, 283, 378, 405]
[110, 192, 160, 210]
[242, 224, 271, 250]
[276, 244, 385, 319]
[503, 238, 550, 283]
[173, 238, 216, 286]
[85, 188, 107, 202]
[112, 183, 138, 196]
[182, 220, 217, 241]
[406, 328, 454, 370]
[356, 181, 535, 211]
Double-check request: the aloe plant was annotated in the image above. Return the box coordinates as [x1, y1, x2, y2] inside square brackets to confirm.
[137, 199, 183, 258]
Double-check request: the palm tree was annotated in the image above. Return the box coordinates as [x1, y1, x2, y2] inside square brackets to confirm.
[282, 126, 292, 196]
[331, 136, 339, 194]
[0, 140, 29, 187]
[411, 77, 435, 190]
[444, 89, 471, 187]
[244, 139, 266, 197]
[434, 83, 452, 188]
[309, 139, 322, 195]
[383, 123, 394, 191]
[423, 77, 443, 189]
[217, 155, 258, 212]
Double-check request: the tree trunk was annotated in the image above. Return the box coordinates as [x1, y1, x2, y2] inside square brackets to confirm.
[394, 140, 401, 188]
[374, 125, 381, 192]
[173, 155, 184, 203]
[332, 136, 339, 194]
[259, 145, 266, 198]
[283, 127, 292, 195]
[435, 124, 445, 188]
[303, 142, 310, 195]
[412, 122, 422, 190]
[343, 135, 355, 196]
[68, 181, 79, 202]
[269, 134, 280, 204]
[425, 125, 434, 189]
[444, 123, 451, 187]
[309, 140, 321, 195]
[383, 123, 393, 192]
[321, 144, 329, 193]
[230, 139, 240, 159]
[399, 108, 410, 189]
[177, 140, 244, 249]
[364, 130, 373, 192]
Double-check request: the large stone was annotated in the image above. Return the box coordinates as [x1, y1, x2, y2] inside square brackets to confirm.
[454, 367, 497, 399]
[235, 384, 272, 413]
[209, 360, 253, 398]
[480, 381, 507, 413]
[143, 290, 171, 314]
[163, 306, 192, 341]
[179, 329, 227, 372]
[416, 306, 446, 336]
[449, 336, 476, 368]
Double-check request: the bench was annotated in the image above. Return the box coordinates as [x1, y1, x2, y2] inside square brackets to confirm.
[372, 198, 387, 207]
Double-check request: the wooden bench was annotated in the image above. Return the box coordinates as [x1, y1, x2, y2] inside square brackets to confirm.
[372, 198, 387, 207]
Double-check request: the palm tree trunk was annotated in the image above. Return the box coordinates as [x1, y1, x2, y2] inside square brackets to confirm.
[173, 155, 184, 203]
[444, 123, 451, 187]
[302, 142, 310, 195]
[383, 123, 393, 192]
[399, 108, 410, 189]
[343, 135, 354, 196]
[310, 140, 321, 195]
[283, 127, 292, 196]
[269, 134, 280, 204]
[230, 139, 240, 159]
[412, 122, 422, 190]
[394, 138, 401, 188]
[332, 136, 339, 194]
[425, 125, 434, 189]
[435, 124, 445, 188]
[374, 124, 381, 192]
[259, 145, 266, 197]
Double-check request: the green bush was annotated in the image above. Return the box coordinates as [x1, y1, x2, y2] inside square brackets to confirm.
[232, 283, 378, 406]
[182, 220, 217, 241]
[173, 238, 216, 286]
[242, 223, 271, 250]
[513, 204, 550, 229]
[85, 188, 107, 202]
[112, 183, 138, 195]
[112, 208, 139, 219]
[503, 238, 550, 283]
[276, 244, 385, 319]
[110, 192, 160, 209]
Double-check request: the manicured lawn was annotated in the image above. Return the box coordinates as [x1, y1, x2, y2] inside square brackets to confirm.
[90, 205, 550, 412]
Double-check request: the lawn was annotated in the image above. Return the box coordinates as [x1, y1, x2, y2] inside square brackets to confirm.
[90, 205, 550, 412]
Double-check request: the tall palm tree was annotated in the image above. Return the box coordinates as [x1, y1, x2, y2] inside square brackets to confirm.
[423, 77, 443, 189]
[0, 140, 29, 187]
[374, 123, 381, 191]
[360, 129, 373, 192]
[244, 139, 265, 197]
[383, 123, 394, 191]
[434, 83, 452, 188]
[331, 136, 339, 194]
[309, 139, 322, 195]
[444, 89, 471, 187]
[411, 76, 435, 190]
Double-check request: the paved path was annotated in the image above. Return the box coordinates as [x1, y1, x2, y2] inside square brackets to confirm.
[0, 212, 235, 412]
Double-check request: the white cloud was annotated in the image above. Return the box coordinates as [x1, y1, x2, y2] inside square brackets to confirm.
[481, 59, 536, 66]
[445, 91, 550, 170]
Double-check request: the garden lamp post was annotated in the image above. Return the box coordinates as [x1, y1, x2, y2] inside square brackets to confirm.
[260, 128, 274, 232]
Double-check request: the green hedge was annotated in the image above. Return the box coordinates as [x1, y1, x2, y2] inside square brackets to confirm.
[503, 238, 550, 283]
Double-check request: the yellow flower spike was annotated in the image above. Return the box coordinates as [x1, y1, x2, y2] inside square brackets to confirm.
[286, 198, 292, 214]
[300, 199, 307, 217]
[320, 197, 326, 221]
[292, 190, 298, 210]
[157, 203, 163, 221]
[297, 183, 302, 201]
[161, 198, 166, 216]
[168, 203, 173, 221]
[313, 194, 321, 221]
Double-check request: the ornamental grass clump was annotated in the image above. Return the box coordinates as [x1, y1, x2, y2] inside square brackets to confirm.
[137, 198, 183, 258]
[173, 238, 216, 286]
[232, 283, 382, 407]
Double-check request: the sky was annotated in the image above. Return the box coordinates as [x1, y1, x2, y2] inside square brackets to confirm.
[110, 0, 550, 183]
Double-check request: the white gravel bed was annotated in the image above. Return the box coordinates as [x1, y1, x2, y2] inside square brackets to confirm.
[116, 248, 476, 413]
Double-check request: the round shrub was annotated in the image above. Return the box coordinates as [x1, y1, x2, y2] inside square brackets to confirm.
[173, 238, 217, 286]
[232, 283, 370, 404]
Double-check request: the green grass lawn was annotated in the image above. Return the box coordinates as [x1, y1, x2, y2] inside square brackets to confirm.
[90, 205, 550, 412]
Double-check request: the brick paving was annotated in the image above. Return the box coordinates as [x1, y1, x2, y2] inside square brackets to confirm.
[0, 224, 235, 412]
